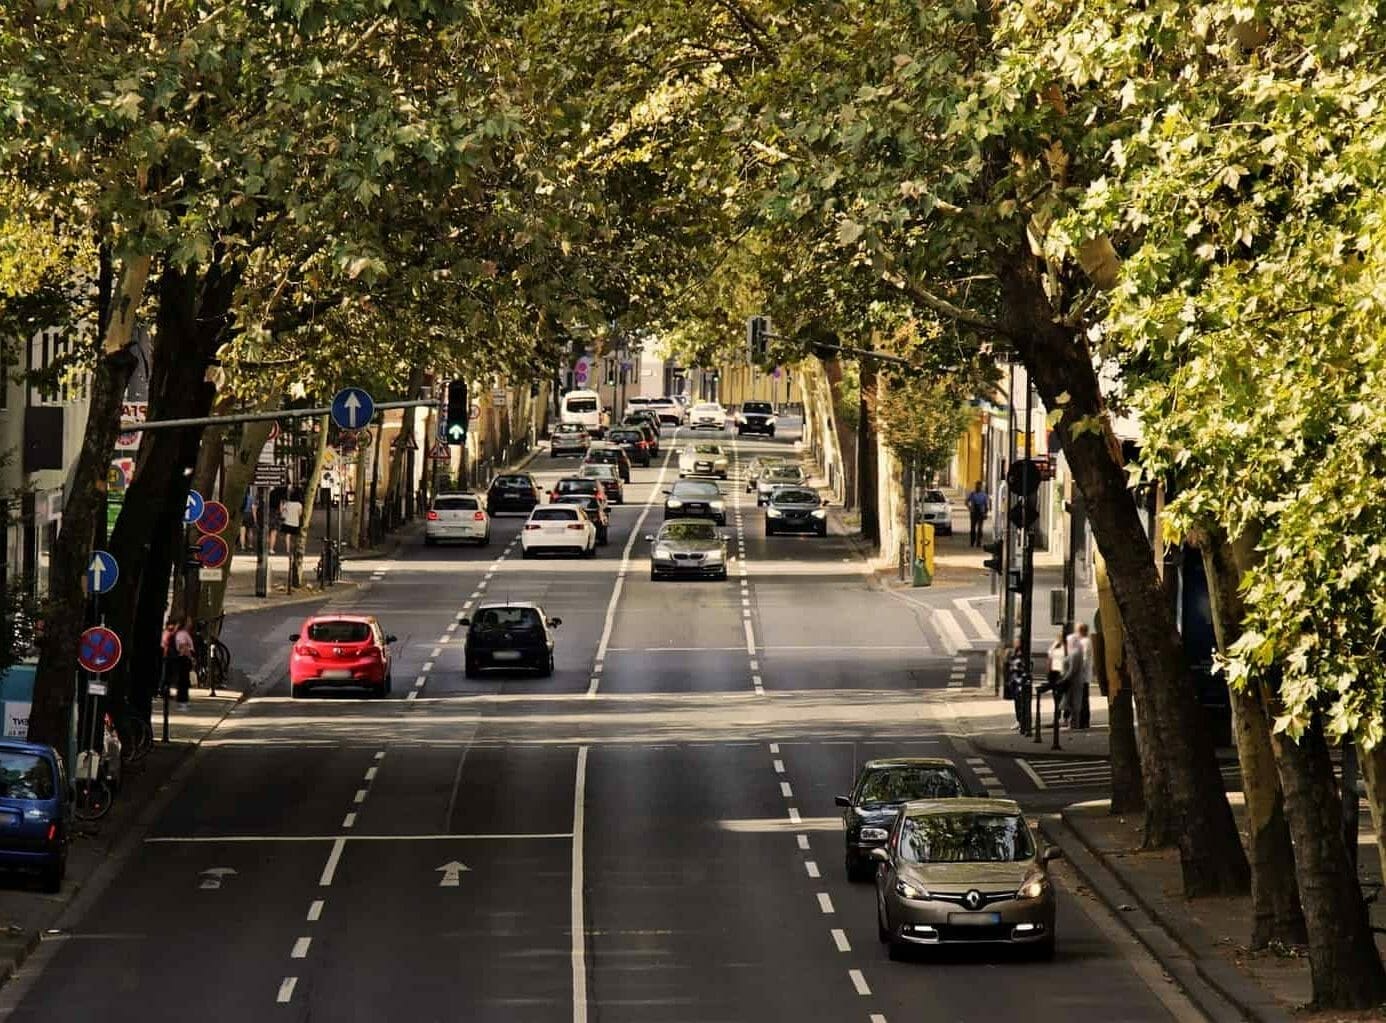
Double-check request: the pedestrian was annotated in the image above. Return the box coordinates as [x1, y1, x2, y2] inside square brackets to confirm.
[966, 481, 990, 547]
[1062, 626, 1087, 727]
[267, 484, 286, 554]
[1007, 640, 1031, 733]
[1074, 622, 1093, 729]
[239, 488, 257, 551]
[1047, 630, 1067, 706]
[173, 618, 195, 705]
[159, 619, 178, 698]
[281, 488, 304, 548]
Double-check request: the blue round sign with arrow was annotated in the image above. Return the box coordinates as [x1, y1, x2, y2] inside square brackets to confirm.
[331, 387, 375, 431]
[78, 626, 122, 674]
[184, 489, 206, 525]
[86, 550, 118, 595]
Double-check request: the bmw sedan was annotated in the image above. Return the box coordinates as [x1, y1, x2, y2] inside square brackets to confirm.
[646, 519, 730, 580]
[678, 443, 729, 479]
[837, 757, 971, 881]
[663, 480, 726, 525]
[874, 799, 1061, 960]
[764, 485, 828, 536]
[608, 427, 653, 467]
[461, 602, 561, 678]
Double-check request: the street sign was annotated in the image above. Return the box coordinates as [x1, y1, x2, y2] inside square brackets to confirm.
[331, 387, 375, 431]
[198, 567, 223, 582]
[253, 464, 287, 487]
[429, 442, 451, 461]
[87, 681, 108, 697]
[184, 489, 206, 524]
[196, 533, 229, 569]
[78, 626, 122, 674]
[573, 356, 591, 386]
[86, 550, 119, 595]
[197, 500, 230, 536]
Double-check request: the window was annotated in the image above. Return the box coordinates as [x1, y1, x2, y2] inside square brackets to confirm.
[434, 496, 478, 511]
[743, 401, 772, 414]
[565, 397, 598, 413]
[0, 751, 54, 800]
[897, 813, 1035, 864]
[472, 607, 542, 631]
[923, 490, 947, 503]
[531, 507, 579, 521]
[671, 481, 719, 499]
[659, 522, 717, 542]
[307, 621, 373, 643]
[857, 766, 966, 804]
[772, 489, 818, 505]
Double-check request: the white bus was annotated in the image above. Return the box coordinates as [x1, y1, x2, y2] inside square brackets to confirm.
[560, 389, 608, 437]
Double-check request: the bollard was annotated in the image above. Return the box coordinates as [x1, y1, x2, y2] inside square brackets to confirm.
[162, 687, 170, 744]
[1052, 690, 1063, 751]
[1033, 687, 1044, 743]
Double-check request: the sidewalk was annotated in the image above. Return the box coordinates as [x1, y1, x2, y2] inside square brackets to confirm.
[0, 691, 239, 988]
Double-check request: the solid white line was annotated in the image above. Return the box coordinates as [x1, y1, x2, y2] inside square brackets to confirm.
[797, 834, 810, 850]
[291, 937, 311, 959]
[572, 746, 589, 1023]
[744, 619, 755, 654]
[849, 969, 871, 996]
[805, 860, 820, 878]
[1017, 759, 1049, 790]
[365, 766, 377, 781]
[307, 900, 323, 922]
[831, 928, 850, 952]
[342, 812, 356, 829]
[318, 837, 346, 886]
[773, 759, 785, 773]
[817, 892, 835, 914]
[276, 977, 297, 1004]
[781, 781, 793, 798]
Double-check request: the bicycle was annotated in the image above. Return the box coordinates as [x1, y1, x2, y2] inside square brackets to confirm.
[73, 747, 114, 821]
[194, 615, 231, 696]
[315, 539, 341, 588]
[115, 711, 153, 764]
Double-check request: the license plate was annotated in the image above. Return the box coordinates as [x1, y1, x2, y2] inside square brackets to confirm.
[321, 669, 353, 680]
[947, 912, 1000, 925]
[492, 651, 522, 662]
[696, 463, 710, 470]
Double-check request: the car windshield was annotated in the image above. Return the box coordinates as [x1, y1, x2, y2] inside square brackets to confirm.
[434, 496, 478, 511]
[743, 401, 772, 414]
[532, 507, 579, 521]
[660, 522, 718, 542]
[765, 467, 804, 481]
[472, 607, 542, 631]
[611, 431, 640, 443]
[0, 751, 54, 800]
[693, 403, 720, 411]
[555, 424, 584, 434]
[923, 490, 947, 503]
[557, 479, 596, 493]
[898, 812, 1035, 864]
[494, 476, 532, 490]
[556, 496, 599, 512]
[588, 449, 620, 462]
[858, 766, 967, 804]
[773, 489, 818, 505]
[566, 397, 598, 413]
[582, 466, 616, 479]
[671, 481, 719, 499]
[693, 444, 722, 454]
[307, 621, 372, 643]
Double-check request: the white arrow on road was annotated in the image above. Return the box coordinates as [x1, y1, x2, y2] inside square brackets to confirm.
[200, 867, 238, 890]
[344, 391, 362, 428]
[436, 861, 471, 887]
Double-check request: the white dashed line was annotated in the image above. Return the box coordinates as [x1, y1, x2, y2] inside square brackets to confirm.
[805, 860, 820, 878]
[430, 647, 441, 658]
[342, 812, 356, 828]
[405, 690, 418, 701]
[817, 892, 835, 914]
[872, 1014, 889, 1023]
[353, 789, 367, 804]
[307, 900, 323, 921]
[788, 807, 801, 824]
[374, 751, 385, 761]
[797, 834, 810, 850]
[780, 781, 793, 798]
[290, 937, 311, 959]
[773, 759, 785, 773]
[849, 969, 871, 996]
[276, 977, 297, 1004]
[365, 766, 377, 781]
[831, 928, 850, 952]
[318, 837, 346, 886]
[769, 743, 779, 754]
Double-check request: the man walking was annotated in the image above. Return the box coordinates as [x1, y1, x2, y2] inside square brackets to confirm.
[965, 481, 990, 547]
[1063, 625, 1087, 727]
[1073, 622, 1093, 729]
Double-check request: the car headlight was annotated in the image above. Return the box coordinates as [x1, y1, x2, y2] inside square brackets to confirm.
[1017, 874, 1048, 900]
[859, 827, 888, 842]
[704, 550, 724, 562]
[811, 509, 827, 519]
[667, 499, 683, 508]
[766, 507, 783, 518]
[653, 547, 673, 561]
[710, 500, 724, 510]
[895, 878, 929, 901]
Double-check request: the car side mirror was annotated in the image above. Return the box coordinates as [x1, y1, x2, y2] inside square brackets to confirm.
[548, 617, 562, 628]
[289, 633, 300, 642]
[643, 534, 656, 542]
[457, 617, 471, 627]
[385, 634, 397, 644]
[1041, 847, 1064, 863]
[834, 795, 851, 808]
[869, 847, 890, 864]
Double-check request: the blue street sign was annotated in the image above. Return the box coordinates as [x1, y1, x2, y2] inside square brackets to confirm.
[184, 489, 206, 524]
[86, 550, 118, 595]
[331, 387, 375, 431]
[78, 626, 122, 674]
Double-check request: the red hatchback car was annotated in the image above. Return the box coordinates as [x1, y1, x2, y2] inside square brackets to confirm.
[289, 615, 396, 698]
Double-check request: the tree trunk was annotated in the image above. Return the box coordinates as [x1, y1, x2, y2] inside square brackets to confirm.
[822, 355, 856, 510]
[1270, 712, 1386, 1008]
[1361, 741, 1386, 894]
[29, 256, 150, 748]
[1198, 526, 1306, 948]
[1094, 552, 1145, 815]
[857, 365, 879, 546]
[996, 249, 1248, 896]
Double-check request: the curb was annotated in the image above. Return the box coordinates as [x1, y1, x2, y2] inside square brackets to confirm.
[1041, 810, 1290, 1023]
[969, 732, 1110, 761]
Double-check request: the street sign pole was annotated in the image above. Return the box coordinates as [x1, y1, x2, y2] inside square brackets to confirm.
[255, 488, 269, 598]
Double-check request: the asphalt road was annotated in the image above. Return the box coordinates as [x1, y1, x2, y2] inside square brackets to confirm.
[0, 422, 1202, 1022]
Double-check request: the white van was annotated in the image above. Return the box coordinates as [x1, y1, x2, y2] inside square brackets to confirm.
[561, 389, 608, 437]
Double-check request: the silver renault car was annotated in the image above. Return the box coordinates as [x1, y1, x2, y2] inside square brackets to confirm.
[873, 798, 1060, 960]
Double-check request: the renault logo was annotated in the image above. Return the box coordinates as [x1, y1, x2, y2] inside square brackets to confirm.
[964, 889, 983, 911]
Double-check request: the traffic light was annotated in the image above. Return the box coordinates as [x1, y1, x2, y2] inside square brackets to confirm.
[982, 540, 1003, 575]
[1006, 458, 1041, 530]
[444, 380, 468, 444]
[747, 316, 770, 362]
[605, 359, 617, 387]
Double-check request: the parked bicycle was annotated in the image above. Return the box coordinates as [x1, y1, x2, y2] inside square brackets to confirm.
[115, 710, 153, 765]
[316, 538, 341, 588]
[194, 614, 231, 696]
[73, 724, 117, 821]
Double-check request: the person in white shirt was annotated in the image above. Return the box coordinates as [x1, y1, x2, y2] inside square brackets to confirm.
[280, 490, 304, 547]
[1073, 622, 1094, 729]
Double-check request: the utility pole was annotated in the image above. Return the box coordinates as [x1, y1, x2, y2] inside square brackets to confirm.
[1019, 375, 1036, 679]
[1001, 362, 1017, 646]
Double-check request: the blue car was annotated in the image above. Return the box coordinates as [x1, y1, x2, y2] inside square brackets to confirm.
[0, 740, 70, 892]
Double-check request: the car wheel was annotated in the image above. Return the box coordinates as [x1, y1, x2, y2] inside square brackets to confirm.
[477, 532, 490, 547]
[1032, 935, 1056, 961]
[877, 899, 891, 944]
[598, 529, 609, 545]
[291, 685, 307, 699]
[846, 853, 873, 884]
[538, 654, 554, 678]
[887, 935, 910, 961]
[816, 525, 827, 537]
[768, 427, 775, 437]
[384, 673, 393, 695]
[717, 568, 728, 581]
[766, 525, 776, 536]
[465, 657, 480, 679]
[522, 547, 534, 559]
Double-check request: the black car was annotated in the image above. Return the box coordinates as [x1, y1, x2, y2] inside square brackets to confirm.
[553, 494, 610, 545]
[736, 399, 777, 436]
[461, 602, 561, 678]
[835, 758, 970, 881]
[487, 473, 541, 515]
[607, 428, 652, 467]
[764, 485, 829, 536]
[583, 444, 633, 483]
[622, 416, 661, 456]
[663, 480, 726, 525]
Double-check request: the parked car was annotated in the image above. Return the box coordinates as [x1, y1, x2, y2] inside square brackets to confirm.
[663, 480, 726, 525]
[916, 489, 954, 537]
[764, 485, 829, 537]
[583, 444, 633, 483]
[735, 399, 777, 436]
[521, 504, 598, 558]
[689, 401, 728, 430]
[744, 454, 789, 492]
[874, 799, 1061, 960]
[553, 494, 610, 545]
[549, 422, 591, 457]
[646, 518, 730, 581]
[579, 462, 625, 504]
[678, 442, 729, 479]
[549, 476, 608, 509]
[755, 463, 808, 505]
[486, 473, 542, 516]
[289, 615, 396, 698]
[461, 602, 560, 678]
[608, 427, 653, 468]
[835, 757, 971, 881]
[425, 492, 490, 546]
[0, 739, 70, 892]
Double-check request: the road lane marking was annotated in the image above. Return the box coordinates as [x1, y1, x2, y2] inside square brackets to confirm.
[849, 969, 871, 996]
[831, 928, 850, 952]
[276, 977, 297, 1004]
[805, 860, 820, 878]
[773, 759, 785, 773]
[871, 1015, 889, 1023]
[365, 766, 377, 781]
[769, 743, 779, 754]
[353, 789, 367, 804]
[780, 781, 793, 798]
[307, 900, 323, 921]
[744, 619, 755, 653]
[788, 807, 801, 823]
[421, 661, 434, 673]
[342, 813, 356, 829]
[291, 937, 311, 959]
[1017, 759, 1048, 789]
[430, 647, 442, 658]
[817, 892, 835, 914]
[374, 751, 385, 760]
[150, 833, 574, 843]
[445, 622, 458, 632]
[318, 837, 346, 886]
[797, 834, 810, 850]
[405, 690, 418, 701]
[572, 746, 589, 1023]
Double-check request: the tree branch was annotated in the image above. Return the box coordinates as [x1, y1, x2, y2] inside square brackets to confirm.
[874, 257, 1012, 339]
